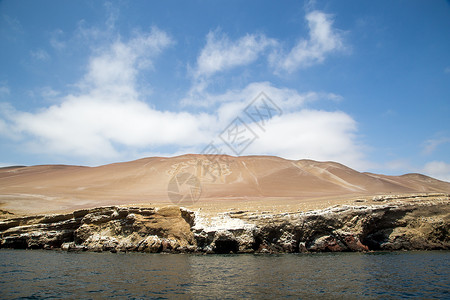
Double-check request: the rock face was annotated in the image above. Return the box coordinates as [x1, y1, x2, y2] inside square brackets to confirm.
[1, 194, 449, 253]
[0, 206, 195, 252]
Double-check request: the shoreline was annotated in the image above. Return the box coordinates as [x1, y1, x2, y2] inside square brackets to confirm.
[1, 193, 448, 254]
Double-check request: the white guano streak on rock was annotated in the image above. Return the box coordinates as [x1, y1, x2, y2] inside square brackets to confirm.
[192, 211, 255, 233]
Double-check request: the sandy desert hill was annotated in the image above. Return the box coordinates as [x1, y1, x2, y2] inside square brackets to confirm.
[0, 154, 449, 215]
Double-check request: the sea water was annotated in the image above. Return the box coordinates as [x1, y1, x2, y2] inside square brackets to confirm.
[0, 250, 448, 299]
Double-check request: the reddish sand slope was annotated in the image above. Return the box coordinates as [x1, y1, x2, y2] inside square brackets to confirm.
[0, 154, 449, 215]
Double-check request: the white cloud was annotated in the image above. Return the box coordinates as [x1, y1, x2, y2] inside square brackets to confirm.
[0, 28, 214, 163]
[30, 49, 50, 61]
[384, 159, 412, 172]
[422, 137, 450, 155]
[0, 103, 19, 140]
[182, 80, 338, 110]
[213, 82, 340, 125]
[195, 10, 346, 78]
[246, 110, 366, 169]
[186, 10, 347, 102]
[195, 31, 276, 78]
[1, 75, 365, 168]
[382, 109, 396, 117]
[50, 29, 66, 50]
[270, 10, 345, 73]
[423, 161, 450, 182]
[0, 163, 18, 168]
[80, 27, 173, 96]
[0, 118, 8, 136]
[182, 81, 367, 170]
[0, 11, 364, 168]
[1, 14, 23, 37]
[10, 97, 214, 159]
[40, 87, 61, 99]
[0, 82, 10, 97]
[103, 1, 119, 32]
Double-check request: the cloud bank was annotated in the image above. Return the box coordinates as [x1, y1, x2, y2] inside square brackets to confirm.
[195, 31, 276, 78]
[423, 161, 450, 182]
[0, 10, 368, 170]
[270, 11, 345, 73]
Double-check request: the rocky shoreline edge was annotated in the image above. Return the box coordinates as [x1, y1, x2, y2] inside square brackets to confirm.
[1, 194, 449, 254]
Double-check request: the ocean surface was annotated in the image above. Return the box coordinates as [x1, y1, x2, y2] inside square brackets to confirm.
[0, 250, 449, 299]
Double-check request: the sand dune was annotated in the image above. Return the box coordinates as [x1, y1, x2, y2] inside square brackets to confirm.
[0, 154, 449, 215]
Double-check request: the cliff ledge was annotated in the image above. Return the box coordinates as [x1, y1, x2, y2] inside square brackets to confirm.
[1, 194, 448, 253]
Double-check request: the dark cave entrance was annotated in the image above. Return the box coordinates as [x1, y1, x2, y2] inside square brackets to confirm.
[214, 239, 239, 254]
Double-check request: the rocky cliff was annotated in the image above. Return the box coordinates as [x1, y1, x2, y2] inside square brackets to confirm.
[1, 194, 448, 253]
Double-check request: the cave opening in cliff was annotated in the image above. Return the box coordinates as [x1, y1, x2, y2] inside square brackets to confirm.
[213, 240, 239, 254]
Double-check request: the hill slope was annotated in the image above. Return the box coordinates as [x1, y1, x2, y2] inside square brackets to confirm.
[0, 155, 449, 214]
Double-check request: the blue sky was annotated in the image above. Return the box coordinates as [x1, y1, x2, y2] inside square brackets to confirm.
[0, 0, 449, 181]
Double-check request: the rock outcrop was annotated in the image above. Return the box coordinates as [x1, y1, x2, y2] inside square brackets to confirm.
[1, 194, 449, 253]
[0, 206, 195, 252]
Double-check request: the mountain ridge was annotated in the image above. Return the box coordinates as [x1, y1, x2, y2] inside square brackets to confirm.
[0, 154, 449, 215]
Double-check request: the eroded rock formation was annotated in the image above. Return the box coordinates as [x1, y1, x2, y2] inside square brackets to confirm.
[1, 194, 448, 253]
[0, 206, 195, 252]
